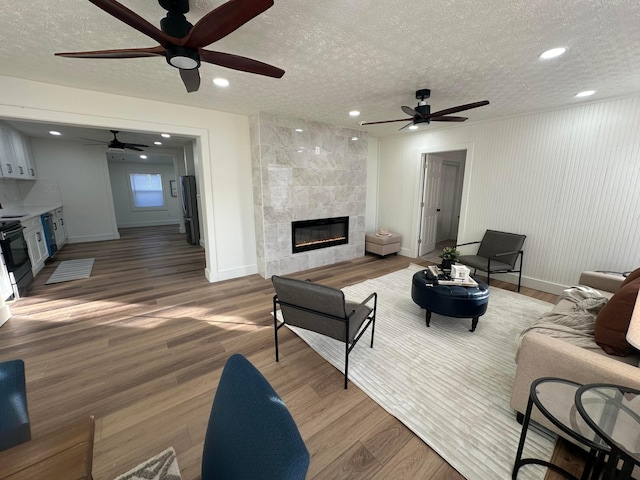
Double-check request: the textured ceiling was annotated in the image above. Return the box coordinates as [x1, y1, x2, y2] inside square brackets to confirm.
[3, 0, 640, 137]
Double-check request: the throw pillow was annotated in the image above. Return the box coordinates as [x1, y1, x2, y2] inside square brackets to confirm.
[621, 267, 640, 289]
[595, 277, 640, 356]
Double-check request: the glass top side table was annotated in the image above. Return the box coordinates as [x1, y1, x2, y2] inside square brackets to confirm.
[576, 384, 640, 480]
[513, 377, 609, 480]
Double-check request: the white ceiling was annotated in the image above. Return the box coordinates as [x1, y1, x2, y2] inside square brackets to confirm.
[3, 0, 640, 138]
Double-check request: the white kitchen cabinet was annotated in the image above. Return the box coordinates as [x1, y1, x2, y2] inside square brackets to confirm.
[0, 124, 37, 180]
[22, 217, 48, 276]
[52, 207, 67, 248]
[11, 131, 37, 179]
[0, 125, 16, 179]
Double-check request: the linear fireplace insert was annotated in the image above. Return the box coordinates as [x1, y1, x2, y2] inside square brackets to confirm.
[292, 216, 349, 253]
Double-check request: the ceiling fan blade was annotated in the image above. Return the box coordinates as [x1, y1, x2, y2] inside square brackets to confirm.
[429, 116, 468, 122]
[79, 137, 107, 143]
[399, 121, 415, 131]
[184, 0, 274, 48]
[87, 0, 177, 46]
[428, 100, 490, 118]
[401, 106, 419, 117]
[55, 46, 165, 59]
[180, 68, 201, 93]
[124, 146, 144, 152]
[200, 50, 284, 78]
[360, 118, 413, 126]
[123, 143, 149, 148]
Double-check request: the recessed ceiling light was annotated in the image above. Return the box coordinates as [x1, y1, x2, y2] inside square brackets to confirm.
[154, 141, 162, 145]
[575, 90, 596, 98]
[351, 136, 358, 141]
[409, 125, 419, 130]
[349, 110, 360, 117]
[213, 78, 229, 87]
[140, 155, 147, 159]
[295, 128, 303, 132]
[539, 47, 566, 60]
[49, 130, 62, 136]
[161, 133, 171, 138]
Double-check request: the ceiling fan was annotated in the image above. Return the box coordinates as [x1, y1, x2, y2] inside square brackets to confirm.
[55, 0, 285, 93]
[361, 89, 490, 130]
[80, 130, 149, 152]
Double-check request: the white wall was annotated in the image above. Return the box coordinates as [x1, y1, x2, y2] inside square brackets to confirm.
[378, 95, 640, 293]
[0, 75, 255, 282]
[30, 137, 119, 242]
[108, 161, 181, 228]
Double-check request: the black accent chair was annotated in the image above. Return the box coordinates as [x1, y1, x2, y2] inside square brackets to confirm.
[272, 275, 377, 389]
[456, 229, 526, 292]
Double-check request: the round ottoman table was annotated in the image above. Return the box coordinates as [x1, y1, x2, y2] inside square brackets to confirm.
[411, 269, 490, 332]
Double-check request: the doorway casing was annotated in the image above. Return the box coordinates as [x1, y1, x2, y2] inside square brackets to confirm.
[413, 143, 474, 258]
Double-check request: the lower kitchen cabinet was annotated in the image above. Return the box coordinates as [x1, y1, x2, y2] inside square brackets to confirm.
[22, 217, 49, 276]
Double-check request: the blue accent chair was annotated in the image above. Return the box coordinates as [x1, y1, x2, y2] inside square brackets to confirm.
[201, 354, 310, 480]
[0, 359, 31, 452]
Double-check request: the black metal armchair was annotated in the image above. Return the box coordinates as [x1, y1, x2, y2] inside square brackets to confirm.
[456, 229, 526, 292]
[272, 275, 377, 389]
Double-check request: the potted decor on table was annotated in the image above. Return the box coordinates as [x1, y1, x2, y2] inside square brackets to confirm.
[438, 246, 461, 271]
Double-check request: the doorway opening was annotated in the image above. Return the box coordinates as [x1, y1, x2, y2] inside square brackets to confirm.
[417, 150, 466, 263]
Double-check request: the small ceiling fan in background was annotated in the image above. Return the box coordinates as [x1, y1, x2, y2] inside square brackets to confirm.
[80, 130, 149, 151]
[55, 0, 285, 93]
[361, 89, 490, 130]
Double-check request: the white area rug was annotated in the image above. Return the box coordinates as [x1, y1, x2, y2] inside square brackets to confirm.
[45, 258, 95, 284]
[285, 264, 555, 480]
[112, 447, 181, 480]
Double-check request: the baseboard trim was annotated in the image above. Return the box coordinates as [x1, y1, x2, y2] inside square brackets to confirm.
[67, 233, 119, 243]
[206, 264, 259, 283]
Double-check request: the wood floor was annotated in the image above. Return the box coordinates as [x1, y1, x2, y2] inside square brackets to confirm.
[1, 226, 585, 479]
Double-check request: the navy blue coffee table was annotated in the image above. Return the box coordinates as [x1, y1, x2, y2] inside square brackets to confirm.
[411, 269, 490, 332]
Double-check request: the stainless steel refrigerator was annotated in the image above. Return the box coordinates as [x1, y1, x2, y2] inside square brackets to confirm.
[180, 175, 200, 245]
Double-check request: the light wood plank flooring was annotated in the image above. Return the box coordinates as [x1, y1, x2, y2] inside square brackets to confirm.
[1, 226, 584, 479]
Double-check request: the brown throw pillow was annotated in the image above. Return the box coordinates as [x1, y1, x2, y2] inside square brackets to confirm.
[621, 267, 640, 289]
[595, 277, 640, 356]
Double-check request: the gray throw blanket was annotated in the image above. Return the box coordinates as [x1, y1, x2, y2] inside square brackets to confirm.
[515, 286, 607, 361]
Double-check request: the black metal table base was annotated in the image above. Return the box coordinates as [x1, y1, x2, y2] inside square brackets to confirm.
[513, 383, 606, 480]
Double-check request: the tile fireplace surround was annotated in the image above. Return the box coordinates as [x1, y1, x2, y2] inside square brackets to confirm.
[250, 112, 368, 278]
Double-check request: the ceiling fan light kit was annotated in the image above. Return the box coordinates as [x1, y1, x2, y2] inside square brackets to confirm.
[55, 0, 285, 93]
[361, 88, 490, 130]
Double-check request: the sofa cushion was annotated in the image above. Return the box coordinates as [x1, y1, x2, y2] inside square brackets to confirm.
[594, 278, 640, 356]
[621, 267, 640, 289]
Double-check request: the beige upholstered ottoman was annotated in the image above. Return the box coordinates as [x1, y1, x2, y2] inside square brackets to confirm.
[365, 232, 401, 256]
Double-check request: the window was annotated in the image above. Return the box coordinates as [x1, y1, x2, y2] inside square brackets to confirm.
[129, 173, 165, 209]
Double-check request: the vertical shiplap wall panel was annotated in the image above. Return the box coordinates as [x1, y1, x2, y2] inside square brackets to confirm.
[378, 95, 640, 289]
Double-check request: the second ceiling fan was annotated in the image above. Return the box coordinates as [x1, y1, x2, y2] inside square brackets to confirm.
[361, 89, 489, 130]
[55, 0, 285, 93]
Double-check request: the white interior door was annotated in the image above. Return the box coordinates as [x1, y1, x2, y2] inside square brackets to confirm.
[436, 162, 459, 242]
[418, 154, 443, 256]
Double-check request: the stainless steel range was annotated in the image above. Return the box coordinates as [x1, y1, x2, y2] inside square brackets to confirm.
[0, 220, 33, 299]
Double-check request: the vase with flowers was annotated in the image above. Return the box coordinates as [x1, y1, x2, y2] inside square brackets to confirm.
[438, 246, 461, 271]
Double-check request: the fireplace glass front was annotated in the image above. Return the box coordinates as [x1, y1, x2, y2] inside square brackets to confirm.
[292, 217, 349, 253]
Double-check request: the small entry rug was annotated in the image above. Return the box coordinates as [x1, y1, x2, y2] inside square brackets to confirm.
[45, 258, 95, 284]
[112, 447, 181, 480]
[283, 264, 556, 480]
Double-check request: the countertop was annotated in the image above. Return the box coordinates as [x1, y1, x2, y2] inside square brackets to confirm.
[0, 205, 63, 222]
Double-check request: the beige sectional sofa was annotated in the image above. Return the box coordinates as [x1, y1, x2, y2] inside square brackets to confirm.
[510, 271, 640, 437]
